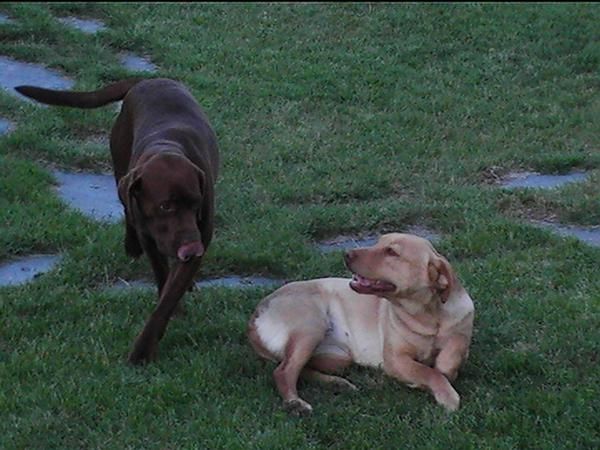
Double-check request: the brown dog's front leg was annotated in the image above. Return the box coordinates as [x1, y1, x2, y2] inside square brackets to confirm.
[140, 236, 170, 295]
[128, 257, 202, 365]
[384, 354, 460, 411]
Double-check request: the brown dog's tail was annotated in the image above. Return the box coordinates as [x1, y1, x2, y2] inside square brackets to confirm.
[14, 78, 144, 108]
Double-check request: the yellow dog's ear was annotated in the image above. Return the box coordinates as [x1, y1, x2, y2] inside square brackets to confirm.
[428, 255, 455, 303]
[117, 169, 142, 225]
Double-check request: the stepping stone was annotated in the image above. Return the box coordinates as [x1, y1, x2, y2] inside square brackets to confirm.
[0, 117, 13, 135]
[318, 225, 441, 253]
[500, 171, 589, 189]
[533, 221, 600, 248]
[496, 171, 598, 247]
[0, 13, 13, 24]
[195, 275, 283, 289]
[108, 279, 154, 292]
[0, 254, 61, 287]
[318, 234, 378, 253]
[52, 170, 122, 223]
[0, 55, 74, 102]
[108, 276, 284, 292]
[120, 53, 158, 73]
[404, 225, 442, 244]
[58, 16, 106, 34]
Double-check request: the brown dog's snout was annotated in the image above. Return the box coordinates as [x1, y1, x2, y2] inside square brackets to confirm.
[177, 241, 204, 262]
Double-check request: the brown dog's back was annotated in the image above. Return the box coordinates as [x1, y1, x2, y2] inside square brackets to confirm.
[16, 78, 220, 188]
[124, 79, 219, 177]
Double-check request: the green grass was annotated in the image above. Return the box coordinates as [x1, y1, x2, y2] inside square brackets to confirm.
[1, 2, 599, 449]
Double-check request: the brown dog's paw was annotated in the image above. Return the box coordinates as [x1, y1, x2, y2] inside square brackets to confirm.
[128, 333, 158, 365]
[128, 344, 157, 365]
[173, 300, 187, 318]
[283, 398, 313, 416]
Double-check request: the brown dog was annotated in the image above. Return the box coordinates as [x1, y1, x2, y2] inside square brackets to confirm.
[16, 78, 219, 364]
[248, 233, 474, 414]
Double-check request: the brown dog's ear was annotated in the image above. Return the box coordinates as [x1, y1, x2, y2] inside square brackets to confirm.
[428, 256, 455, 303]
[117, 170, 142, 225]
[194, 165, 215, 250]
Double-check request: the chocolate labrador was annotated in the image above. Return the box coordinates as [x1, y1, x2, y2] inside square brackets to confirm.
[248, 233, 474, 414]
[16, 78, 219, 364]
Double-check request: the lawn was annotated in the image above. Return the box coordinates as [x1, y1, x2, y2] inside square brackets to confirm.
[0, 2, 599, 449]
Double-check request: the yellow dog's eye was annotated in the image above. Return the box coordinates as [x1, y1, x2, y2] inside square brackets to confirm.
[385, 247, 399, 257]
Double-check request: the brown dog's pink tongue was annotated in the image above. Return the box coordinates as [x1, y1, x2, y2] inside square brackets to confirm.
[177, 241, 204, 262]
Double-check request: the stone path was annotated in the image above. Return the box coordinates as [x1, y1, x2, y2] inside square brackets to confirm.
[0, 14, 156, 106]
[107, 275, 284, 293]
[499, 170, 599, 247]
[500, 171, 590, 189]
[532, 221, 600, 248]
[0, 12, 13, 24]
[0, 255, 62, 287]
[58, 16, 106, 34]
[52, 170, 122, 223]
[318, 225, 441, 253]
[119, 53, 158, 73]
[0, 117, 13, 135]
[0, 14, 597, 287]
[0, 55, 74, 102]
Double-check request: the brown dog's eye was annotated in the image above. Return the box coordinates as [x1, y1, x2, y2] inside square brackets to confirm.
[385, 247, 399, 257]
[159, 201, 176, 213]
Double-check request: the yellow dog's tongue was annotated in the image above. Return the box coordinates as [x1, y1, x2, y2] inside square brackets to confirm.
[353, 274, 376, 287]
[350, 273, 395, 293]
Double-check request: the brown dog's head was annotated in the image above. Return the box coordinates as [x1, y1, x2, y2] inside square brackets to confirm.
[118, 152, 214, 262]
[344, 233, 456, 304]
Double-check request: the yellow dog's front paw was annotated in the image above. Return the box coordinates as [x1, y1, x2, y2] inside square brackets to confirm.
[283, 398, 313, 416]
[434, 385, 460, 412]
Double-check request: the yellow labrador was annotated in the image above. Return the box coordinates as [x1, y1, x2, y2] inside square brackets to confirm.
[248, 233, 474, 414]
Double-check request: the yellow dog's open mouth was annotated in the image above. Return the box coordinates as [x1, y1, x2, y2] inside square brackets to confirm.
[350, 273, 395, 295]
